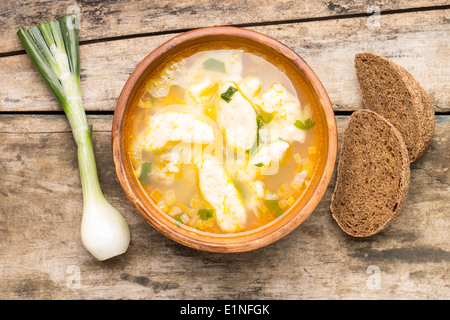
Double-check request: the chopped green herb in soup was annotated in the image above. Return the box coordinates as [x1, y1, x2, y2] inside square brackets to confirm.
[126, 43, 321, 234]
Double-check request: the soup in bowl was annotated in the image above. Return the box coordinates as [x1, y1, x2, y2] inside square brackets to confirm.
[112, 27, 337, 252]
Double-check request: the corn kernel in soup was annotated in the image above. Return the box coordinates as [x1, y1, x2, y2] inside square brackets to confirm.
[127, 43, 321, 234]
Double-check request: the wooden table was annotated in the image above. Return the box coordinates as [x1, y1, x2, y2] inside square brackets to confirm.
[1, 1, 449, 300]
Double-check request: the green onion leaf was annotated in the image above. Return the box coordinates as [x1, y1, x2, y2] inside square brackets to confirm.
[202, 58, 226, 73]
[59, 16, 80, 78]
[220, 86, 238, 103]
[139, 162, 152, 185]
[247, 136, 261, 156]
[294, 119, 316, 130]
[174, 214, 184, 227]
[232, 173, 247, 199]
[17, 15, 130, 261]
[247, 117, 264, 156]
[17, 28, 68, 108]
[198, 208, 214, 220]
[264, 199, 284, 218]
[256, 111, 273, 124]
[257, 117, 263, 131]
[254, 163, 264, 167]
[260, 113, 273, 124]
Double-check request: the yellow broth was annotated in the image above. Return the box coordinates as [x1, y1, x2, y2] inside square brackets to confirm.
[125, 42, 322, 234]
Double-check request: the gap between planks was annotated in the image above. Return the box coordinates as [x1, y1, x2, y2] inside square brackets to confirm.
[1, 3, 449, 58]
[1, 113, 449, 134]
[1, 8, 448, 113]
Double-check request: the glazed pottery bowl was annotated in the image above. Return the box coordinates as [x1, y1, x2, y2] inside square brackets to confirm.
[112, 27, 337, 252]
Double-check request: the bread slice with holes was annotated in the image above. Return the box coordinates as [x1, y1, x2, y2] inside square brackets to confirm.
[330, 109, 410, 237]
[354, 52, 435, 162]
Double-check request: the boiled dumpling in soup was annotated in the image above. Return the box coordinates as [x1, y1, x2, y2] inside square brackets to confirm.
[141, 107, 217, 152]
[197, 156, 247, 233]
[126, 43, 320, 234]
[216, 81, 258, 152]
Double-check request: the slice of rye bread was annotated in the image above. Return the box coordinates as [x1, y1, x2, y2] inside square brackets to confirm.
[330, 109, 410, 237]
[354, 52, 435, 162]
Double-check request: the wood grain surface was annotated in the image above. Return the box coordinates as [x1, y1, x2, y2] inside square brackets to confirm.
[1, 9, 448, 113]
[0, 115, 448, 299]
[0, 0, 449, 300]
[1, 0, 448, 54]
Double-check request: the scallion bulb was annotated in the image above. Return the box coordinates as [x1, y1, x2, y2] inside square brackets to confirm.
[81, 195, 130, 261]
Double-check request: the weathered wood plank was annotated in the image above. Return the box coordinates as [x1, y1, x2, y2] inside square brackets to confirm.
[1, 9, 448, 113]
[255, 11, 450, 114]
[1, 0, 447, 55]
[0, 115, 448, 299]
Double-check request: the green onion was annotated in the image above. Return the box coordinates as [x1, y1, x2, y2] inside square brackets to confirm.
[139, 162, 152, 185]
[247, 118, 263, 156]
[198, 208, 214, 220]
[220, 86, 238, 103]
[294, 118, 316, 130]
[264, 199, 284, 218]
[256, 110, 273, 124]
[202, 58, 226, 73]
[259, 113, 273, 124]
[254, 163, 264, 167]
[17, 16, 130, 261]
[174, 214, 184, 226]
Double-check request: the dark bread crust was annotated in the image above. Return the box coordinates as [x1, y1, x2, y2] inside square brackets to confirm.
[330, 109, 410, 237]
[354, 52, 435, 162]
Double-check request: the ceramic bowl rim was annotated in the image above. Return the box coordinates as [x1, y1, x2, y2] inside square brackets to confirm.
[112, 26, 337, 253]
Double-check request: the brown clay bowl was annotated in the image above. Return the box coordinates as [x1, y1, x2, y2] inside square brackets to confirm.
[112, 26, 337, 253]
